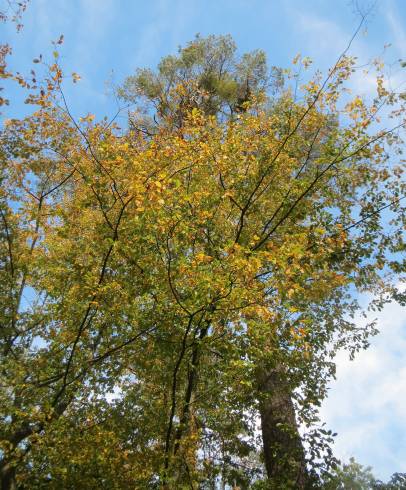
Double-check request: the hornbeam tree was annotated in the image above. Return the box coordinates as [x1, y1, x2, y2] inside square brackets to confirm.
[0, 29, 405, 490]
[117, 34, 405, 488]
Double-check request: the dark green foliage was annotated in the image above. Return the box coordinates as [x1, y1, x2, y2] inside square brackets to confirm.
[118, 34, 271, 129]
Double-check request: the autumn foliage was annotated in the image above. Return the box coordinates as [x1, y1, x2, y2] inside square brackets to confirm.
[0, 25, 405, 489]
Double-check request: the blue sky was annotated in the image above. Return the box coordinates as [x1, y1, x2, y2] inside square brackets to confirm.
[2, 0, 406, 481]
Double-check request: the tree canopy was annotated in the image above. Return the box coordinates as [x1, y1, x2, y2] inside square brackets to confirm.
[0, 23, 405, 489]
[322, 458, 406, 489]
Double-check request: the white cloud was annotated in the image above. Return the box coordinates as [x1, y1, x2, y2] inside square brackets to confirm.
[293, 11, 350, 59]
[287, 8, 380, 99]
[320, 296, 406, 480]
[128, 0, 196, 69]
[285, 5, 406, 113]
[385, 0, 406, 59]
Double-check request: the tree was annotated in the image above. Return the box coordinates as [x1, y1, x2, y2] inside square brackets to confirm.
[118, 34, 271, 131]
[118, 35, 309, 486]
[322, 457, 377, 489]
[0, 28, 405, 490]
[117, 34, 406, 487]
[322, 457, 406, 490]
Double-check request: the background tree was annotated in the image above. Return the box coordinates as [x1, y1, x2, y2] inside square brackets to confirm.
[118, 34, 272, 132]
[322, 457, 406, 490]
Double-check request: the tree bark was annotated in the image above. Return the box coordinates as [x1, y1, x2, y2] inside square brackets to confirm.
[174, 324, 208, 455]
[0, 461, 17, 490]
[257, 365, 308, 489]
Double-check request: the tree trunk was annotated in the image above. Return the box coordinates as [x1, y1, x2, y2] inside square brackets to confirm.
[0, 462, 17, 490]
[174, 324, 208, 454]
[257, 365, 308, 489]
